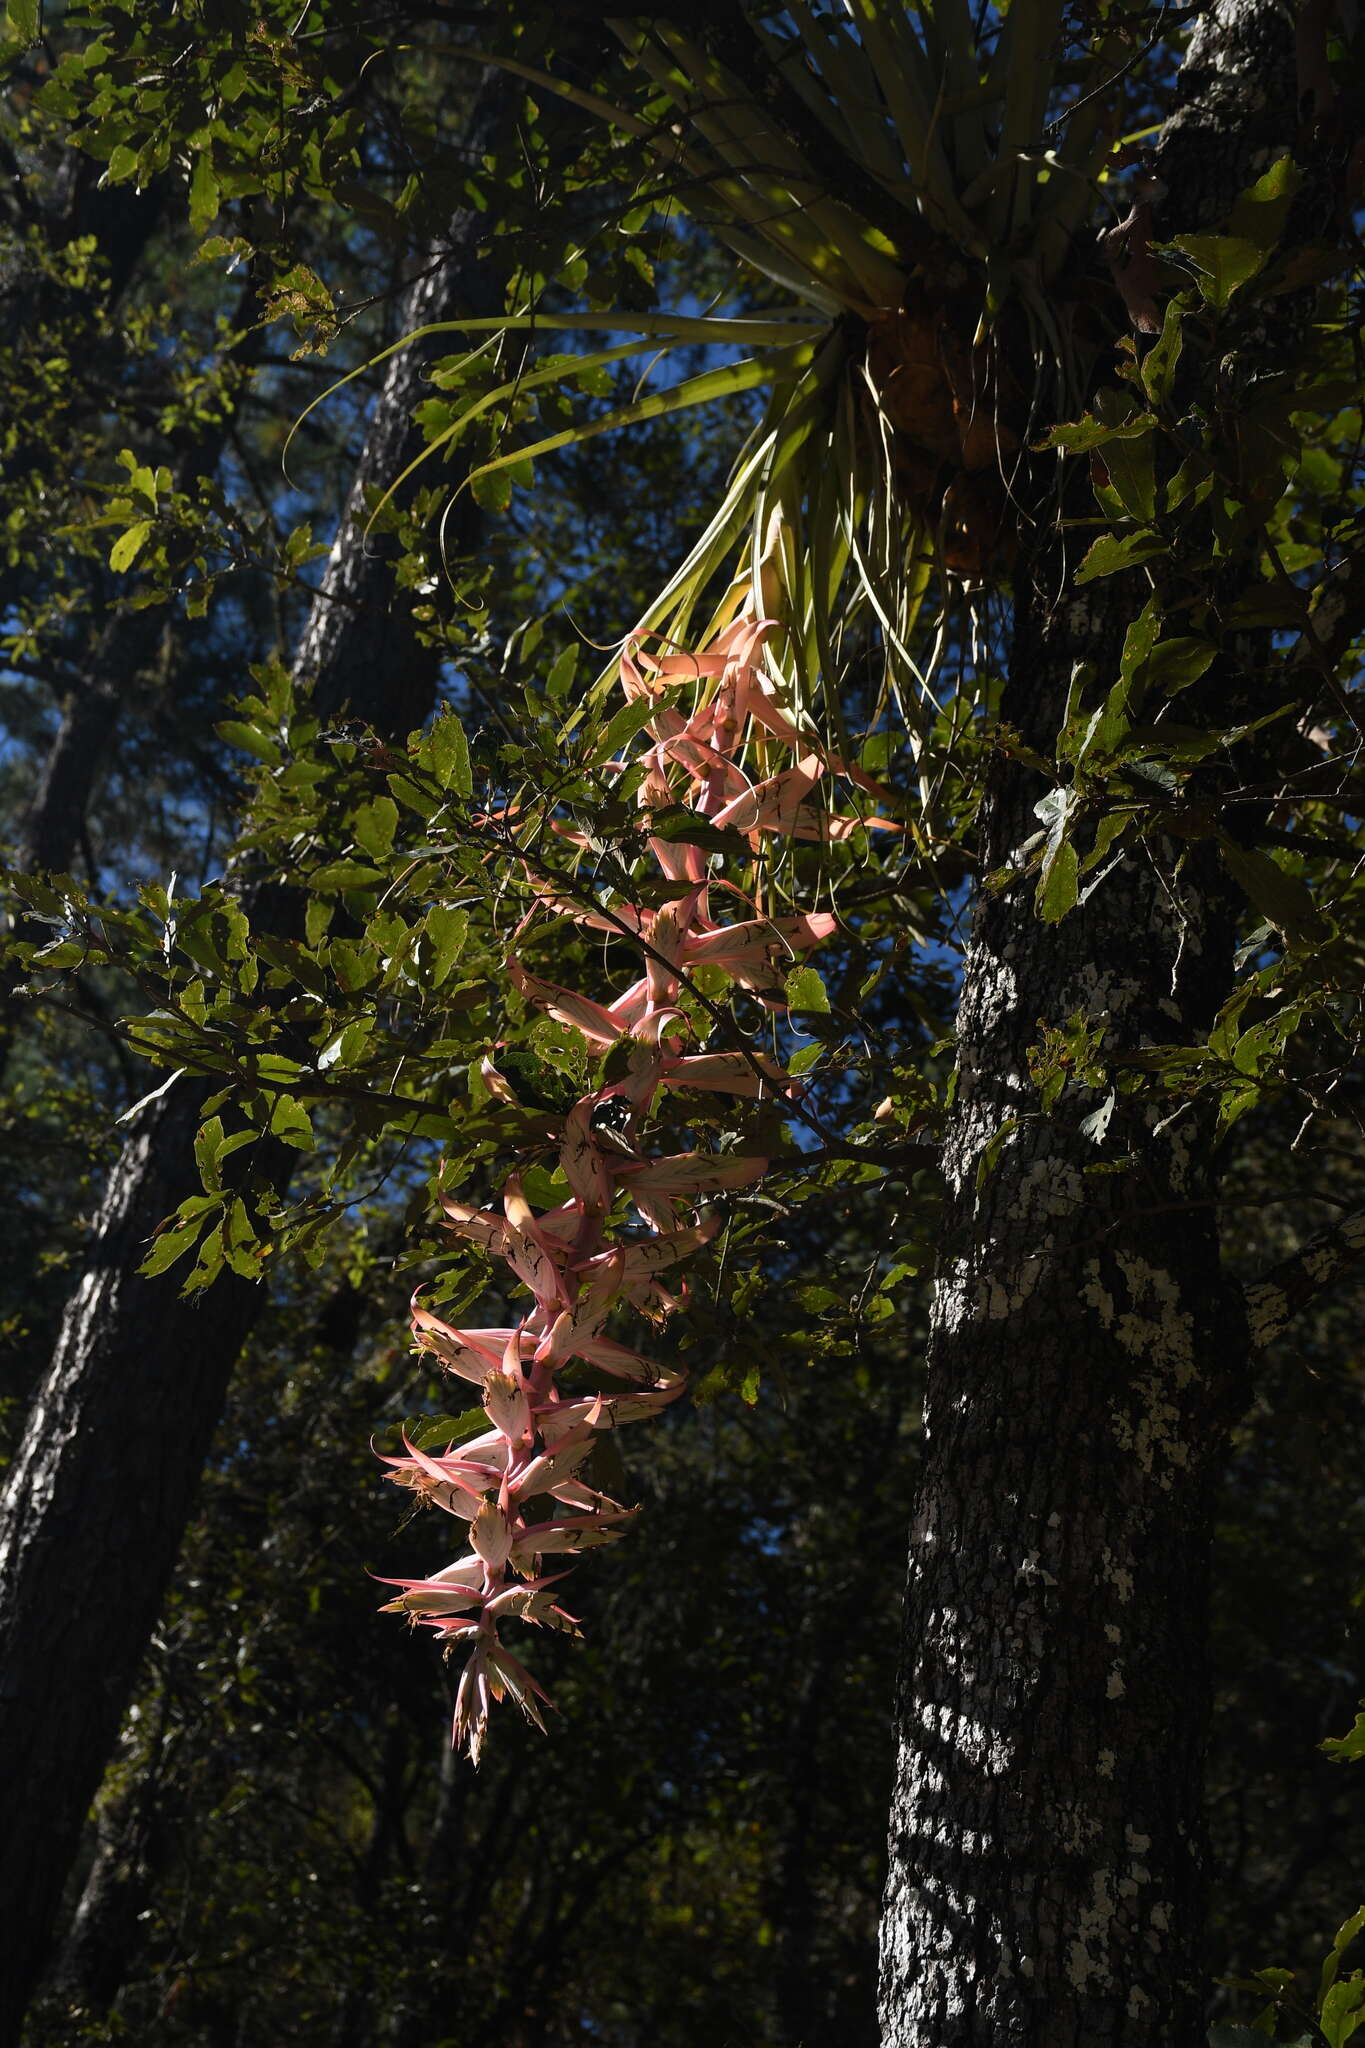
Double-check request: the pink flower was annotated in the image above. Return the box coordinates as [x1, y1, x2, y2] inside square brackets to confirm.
[381, 613, 887, 1759]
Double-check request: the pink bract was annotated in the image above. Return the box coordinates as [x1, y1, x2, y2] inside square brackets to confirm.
[381, 617, 888, 1762]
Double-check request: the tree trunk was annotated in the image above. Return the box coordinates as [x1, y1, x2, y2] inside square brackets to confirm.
[0, 80, 510, 2045]
[877, 5, 1303, 2040]
[56, 1795, 166, 2016]
[877, 581, 1245, 2045]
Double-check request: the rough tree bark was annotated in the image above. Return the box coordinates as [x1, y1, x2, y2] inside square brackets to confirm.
[877, 4, 1313, 2042]
[877, 585, 1244, 2044]
[0, 80, 509, 2046]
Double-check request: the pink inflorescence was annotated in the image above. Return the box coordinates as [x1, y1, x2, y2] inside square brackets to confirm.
[376, 617, 886, 1761]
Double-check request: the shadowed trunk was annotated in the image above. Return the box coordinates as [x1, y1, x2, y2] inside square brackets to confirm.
[56, 1790, 169, 2017]
[51, 1244, 408, 2016]
[877, 570, 1245, 2043]
[0, 78, 511, 2047]
[877, 4, 1308, 2039]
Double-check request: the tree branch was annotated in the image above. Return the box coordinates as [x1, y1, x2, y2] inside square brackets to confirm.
[1244, 1207, 1365, 1350]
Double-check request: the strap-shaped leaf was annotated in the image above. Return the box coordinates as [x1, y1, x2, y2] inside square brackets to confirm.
[461, 351, 793, 496]
[282, 309, 821, 481]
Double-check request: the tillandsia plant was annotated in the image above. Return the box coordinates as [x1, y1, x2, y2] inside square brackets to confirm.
[377, 615, 892, 1761]
[292, 1, 1142, 760]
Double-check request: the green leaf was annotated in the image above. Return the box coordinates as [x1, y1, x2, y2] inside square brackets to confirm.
[1139, 637, 1217, 697]
[387, 773, 438, 818]
[317, 1017, 374, 1072]
[28, 939, 88, 968]
[222, 1196, 264, 1279]
[470, 466, 512, 513]
[796, 1284, 840, 1313]
[546, 643, 580, 701]
[1120, 603, 1160, 689]
[326, 938, 377, 993]
[404, 1410, 490, 1452]
[109, 521, 152, 572]
[1229, 1015, 1290, 1078]
[1321, 1908, 1365, 2004]
[784, 965, 830, 1014]
[426, 710, 472, 797]
[217, 720, 283, 766]
[1037, 411, 1156, 452]
[1252, 1968, 1297, 1993]
[283, 521, 324, 569]
[1037, 837, 1079, 922]
[353, 795, 398, 859]
[193, 1117, 257, 1193]
[1320, 1978, 1365, 2048]
[1166, 451, 1213, 512]
[305, 896, 333, 948]
[267, 1095, 315, 1151]
[1223, 586, 1310, 631]
[1219, 842, 1326, 944]
[425, 904, 469, 984]
[105, 143, 139, 185]
[646, 806, 753, 858]
[4, 0, 40, 40]
[194, 1115, 227, 1192]
[1228, 155, 1303, 253]
[1073, 530, 1168, 584]
[1101, 429, 1157, 523]
[192, 233, 252, 272]
[189, 153, 220, 232]
[597, 694, 667, 764]
[184, 1219, 226, 1294]
[1322, 1709, 1365, 1765]
[1141, 296, 1186, 405]
[140, 1212, 214, 1278]
[309, 861, 386, 892]
[1170, 233, 1267, 308]
[1082, 810, 1132, 873]
[463, 352, 781, 493]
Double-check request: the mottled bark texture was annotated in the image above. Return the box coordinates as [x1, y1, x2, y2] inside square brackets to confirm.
[878, 4, 1303, 2041]
[878, 585, 1245, 2045]
[0, 81, 510, 2047]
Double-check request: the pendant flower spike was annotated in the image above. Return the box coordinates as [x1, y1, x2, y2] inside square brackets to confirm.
[381, 617, 885, 1762]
